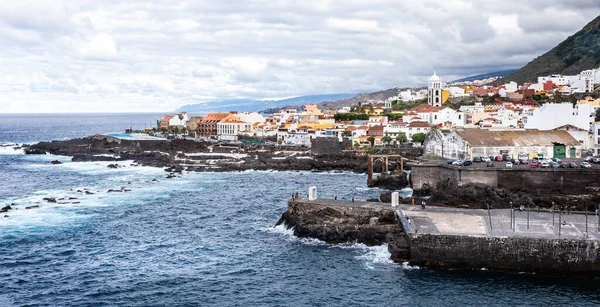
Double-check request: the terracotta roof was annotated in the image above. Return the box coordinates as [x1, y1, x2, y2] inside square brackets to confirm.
[407, 121, 430, 128]
[161, 115, 175, 120]
[368, 125, 384, 132]
[346, 126, 357, 131]
[201, 112, 230, 121]
[412, 104, 445, 113]
[455, 129, 579, 147]
[357, 125, 369, 130]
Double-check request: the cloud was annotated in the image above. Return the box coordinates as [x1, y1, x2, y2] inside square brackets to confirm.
[0, 0, 598, 113]
[79, 33, 119, 60]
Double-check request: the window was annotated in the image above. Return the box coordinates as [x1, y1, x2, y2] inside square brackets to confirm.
[434, 115, 437, 120]
[458, 115, 462, 120]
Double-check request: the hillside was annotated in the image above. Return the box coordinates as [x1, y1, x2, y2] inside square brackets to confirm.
[499, 15, 600, 84]
[175, 93, 354, 114]
[450, 70, 515, 83]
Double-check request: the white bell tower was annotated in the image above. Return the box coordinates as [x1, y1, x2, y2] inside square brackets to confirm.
[428, 71, 442, 107]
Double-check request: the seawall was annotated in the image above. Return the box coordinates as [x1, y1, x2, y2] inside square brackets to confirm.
[408, 233, 600, 275]
[411, 163, 600, 194]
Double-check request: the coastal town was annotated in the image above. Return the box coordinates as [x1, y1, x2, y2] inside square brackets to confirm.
[156, 66, 600, 163]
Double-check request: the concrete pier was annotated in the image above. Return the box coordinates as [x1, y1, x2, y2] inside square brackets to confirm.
[278, 195, 600, 275]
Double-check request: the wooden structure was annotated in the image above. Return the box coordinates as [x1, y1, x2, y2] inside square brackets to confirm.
[367, 154, 404, 186]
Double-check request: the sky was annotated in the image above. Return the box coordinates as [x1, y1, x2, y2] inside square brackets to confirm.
[0, 1, 599, 113]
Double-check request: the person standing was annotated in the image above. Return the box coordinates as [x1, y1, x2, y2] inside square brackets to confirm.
[411, 197, 415, 206]
[334, 194, 337, 200]
[352, 195, 355, 203]
[421, 200, 426, 209]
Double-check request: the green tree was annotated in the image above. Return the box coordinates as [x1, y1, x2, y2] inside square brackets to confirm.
[367, 136, 376, 147]
[382, 135, 392, 146]
[411, 133, 426, 144]
[342, 130, 352, 137]
[179, 114, 184, 120]
[396, 134, 407, 144]
[354, 141, 360, 149]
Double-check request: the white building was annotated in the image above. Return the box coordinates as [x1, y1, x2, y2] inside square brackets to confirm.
[405, 104, 465, 128]
[428, 71, 443, 107]
[594, 123, 600, 155]
[525, 102, 598, 131]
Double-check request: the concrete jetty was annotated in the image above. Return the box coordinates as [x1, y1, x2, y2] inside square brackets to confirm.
[277, 187, 600, 275]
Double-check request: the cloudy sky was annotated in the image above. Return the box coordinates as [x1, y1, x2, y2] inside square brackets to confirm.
[0, 0, 598, 113]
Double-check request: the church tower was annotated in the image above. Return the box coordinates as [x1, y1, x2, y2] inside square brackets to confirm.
[428, 71, 442, 107]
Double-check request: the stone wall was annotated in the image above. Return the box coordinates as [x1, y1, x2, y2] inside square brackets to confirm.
[311, 137, 351, 155]
[410, 164, 600, 193]
[408, 233, 600, 275]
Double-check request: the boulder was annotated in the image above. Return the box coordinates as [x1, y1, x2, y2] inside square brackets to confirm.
[85, 191, 94, 195]
[0, 205, 12, 213]
[107, 189, 123, 193]
[43, 197, 57, 203]
[107, 164, 119, 169]
[4, 215, 8, 218]
[50, 160, 62, 165]
[26, 205, 39, 209]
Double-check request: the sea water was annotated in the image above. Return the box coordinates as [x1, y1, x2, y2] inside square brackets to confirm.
[0, 114, 599, 306]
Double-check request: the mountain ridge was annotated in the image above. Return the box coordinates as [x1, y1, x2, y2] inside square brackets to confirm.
[499, 16, 600, 85]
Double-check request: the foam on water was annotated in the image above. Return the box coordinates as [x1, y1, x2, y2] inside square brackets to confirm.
[0, 146, 24, 155]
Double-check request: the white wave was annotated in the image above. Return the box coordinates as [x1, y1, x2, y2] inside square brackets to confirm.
[402, 262, 420, 270]
[0, 146, 24, 155]
[264, 223, 328, 246]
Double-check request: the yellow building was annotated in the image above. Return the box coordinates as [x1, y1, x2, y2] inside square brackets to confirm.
[442, 90, 450, 103]
[577, 98, 600, 106]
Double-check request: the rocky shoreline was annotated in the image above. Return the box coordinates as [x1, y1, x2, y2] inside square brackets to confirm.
[24, 136, 373, 174]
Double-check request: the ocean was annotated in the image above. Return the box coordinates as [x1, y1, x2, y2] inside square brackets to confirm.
[0, 113, 599, 306]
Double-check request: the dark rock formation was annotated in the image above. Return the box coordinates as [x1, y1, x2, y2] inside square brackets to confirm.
[50, 160, 62, 165]
[24, 148, 46, 155]
[0, 205, 12, 213]
[43, 198, 57, 203]
[107, 164, 119, 169]
[276, 200, 409, 262]
[26, 205, 39, 209]
[369, 174, 409, 189]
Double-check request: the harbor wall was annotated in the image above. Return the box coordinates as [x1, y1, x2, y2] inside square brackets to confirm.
[407, 233, 600, 275]
[410, 164, 600, 193]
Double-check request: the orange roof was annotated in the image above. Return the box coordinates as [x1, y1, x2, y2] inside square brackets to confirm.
[407, 121, 430, 128]
[202, 112, 230, 121]
[411, 104, 445, 113]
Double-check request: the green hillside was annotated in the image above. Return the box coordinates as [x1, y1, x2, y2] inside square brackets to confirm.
[500, 15, 600, 84]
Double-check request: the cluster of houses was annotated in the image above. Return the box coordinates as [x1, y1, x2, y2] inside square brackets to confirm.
[156, 67, 600, 159]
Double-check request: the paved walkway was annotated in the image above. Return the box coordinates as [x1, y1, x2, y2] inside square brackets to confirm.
[400, 205, 600, 240]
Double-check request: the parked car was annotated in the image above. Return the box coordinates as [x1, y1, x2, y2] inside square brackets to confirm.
[540, 161, 550, 168]
[486, 161, 494, 167]
[552, 158, 562, 163]
[481, 157, 491, 162]
[502, 154, 511, 161]
[581, 162, 592, 169]
[530, 161, 539, 168]
[510, 158, 520, 165]
[592, 157, 600, 164]
[506, 161, 513, 168]
[519, 159, 529, 165]
[473, 157, 482, 163]
[447, 159, 456, 165]
[551, 162, 560, 168]
[584, 156, 591, 162]
[568, 162, 578, 168]
[452, 160, 463, 166]
[495, 156, 503, 162]
[462, 159, 473, 166]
